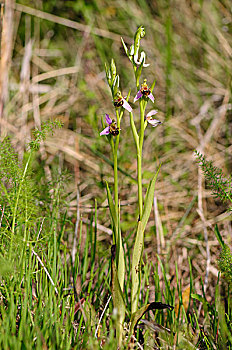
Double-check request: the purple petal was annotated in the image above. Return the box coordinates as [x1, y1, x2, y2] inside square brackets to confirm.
[100, 126, 110, 136]
[134, 90, 143, 103]
[146, 110, 158, 118]
[122, 98, 132, 112]
[148, 93, 154, 103]
[105, 114, 112, 125]
[147, 119, 161, 128]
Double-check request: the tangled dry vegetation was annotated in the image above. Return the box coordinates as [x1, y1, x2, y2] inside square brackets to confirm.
[0, 0, 232, 306]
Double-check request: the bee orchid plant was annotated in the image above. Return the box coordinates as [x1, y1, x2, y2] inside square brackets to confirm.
[100, 26, 172, 346]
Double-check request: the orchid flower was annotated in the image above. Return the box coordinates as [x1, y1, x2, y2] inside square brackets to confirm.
[113, 91, 132, 112]
[145, 110, 161, 127]
[100, 114, 120, 136]
[134, 79, 154, 103]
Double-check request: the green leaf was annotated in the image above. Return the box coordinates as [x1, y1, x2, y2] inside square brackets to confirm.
[215, 224, 225, 248]
[130, 303, 149, 335]
[131, 221, 144, 314]
[131, 166, 161, 314]
[150, 78, 156, 93]
[121, 37, 132, 61]
[111, 245, 126, 347]
[129, 112, 139, 150]
[142, 165, 161, 230]
[191, 293, 205, 303]
[121, 37, 129, 56]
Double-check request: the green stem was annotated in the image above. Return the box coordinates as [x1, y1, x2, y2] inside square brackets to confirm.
[137, 152, 143, 219]
[112, 109, 125, 292]
[114, 109, 120, 214]
[137, 100, 145, 218]
[113, 151, 118, 213]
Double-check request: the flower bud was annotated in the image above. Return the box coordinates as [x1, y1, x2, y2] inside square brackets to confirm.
[134, 25, 146, 58]
[110, 58, 117, 81]
[112, 75, 119, 97]
[105, 62, 112, 87]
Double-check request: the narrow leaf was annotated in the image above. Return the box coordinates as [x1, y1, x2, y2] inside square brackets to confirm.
[150, 79, 156, 93]
[121, 37, 133, 64]
[191, 293, 205, 303]
[111, 245, 126, 346]
[121, 37, 129, 57]
[131, 167, 160, 314]
[129, 112, 139, 148]
[142, 165, 161, 230]
[130, 303, 149, 334]
[131, 221, 144, 314]
[215, 224, 225, 248]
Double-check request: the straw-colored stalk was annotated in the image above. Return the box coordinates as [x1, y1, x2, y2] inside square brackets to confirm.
[0, 0, 15, 136]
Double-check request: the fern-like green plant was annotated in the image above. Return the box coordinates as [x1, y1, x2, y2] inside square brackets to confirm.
[218, 245, 232, 285]
[195, 151, 232, 206]
[195, 150, 232, 286]
[215, 225, 232, 285]
[0, 120, 63, 268]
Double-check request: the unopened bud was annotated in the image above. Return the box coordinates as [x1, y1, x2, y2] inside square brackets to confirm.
[110, 59, 117, 81]
[105, 62, 112, 87]
[134, 25, 146, 58]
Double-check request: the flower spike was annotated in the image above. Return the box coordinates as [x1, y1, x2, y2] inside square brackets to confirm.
[122, 26, 149, 68]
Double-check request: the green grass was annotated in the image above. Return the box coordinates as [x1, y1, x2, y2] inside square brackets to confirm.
[0, 138, 231, 348]
[0, 0, 232, 348]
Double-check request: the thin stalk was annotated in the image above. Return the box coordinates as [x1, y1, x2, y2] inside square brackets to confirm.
[113, 109, 120, 214]
[137, 100, 145, 218]
[111, 109, 125, 291]
[113, 151, 118, 213]
[129, 112, 139, 148]
[137, 152, 143, 219]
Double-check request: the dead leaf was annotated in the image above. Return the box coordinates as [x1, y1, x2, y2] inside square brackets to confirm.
[175, 285, 191, 316]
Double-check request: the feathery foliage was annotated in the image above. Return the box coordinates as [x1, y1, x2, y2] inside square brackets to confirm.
[195, 151, 232, 206]
[218, 245, 232, 285]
